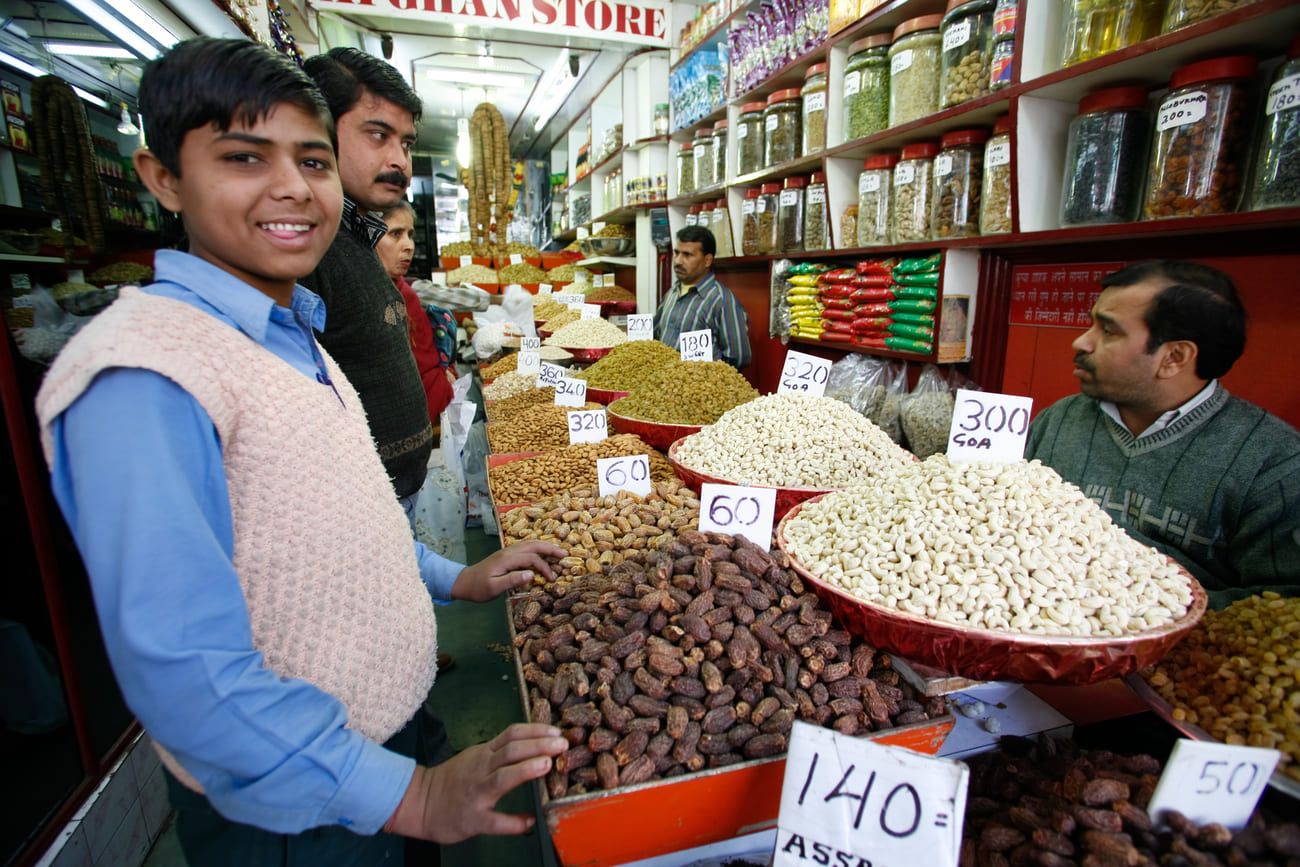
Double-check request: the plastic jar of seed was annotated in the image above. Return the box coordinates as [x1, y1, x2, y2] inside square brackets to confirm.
[845, 35, 892, 143]
[979, 114, 1013, 234]
[685, 203, 702, 227]
[1061, 85, 1152, 226]
[840, 205, 859, 247]
[764, 89, 803, 167]
[805, 171, 829, 251]
[940, 0, 994, 109]
[756, 182, 783, 253]
[693, 131, 715, 189]
[892, 140, 938, 241]
[889, 16, 943, 128]
[1144, 55, 1256, 220]
[778, 176, 807, 252]
[1163, 0, 1251, 33]
[802, 63, 829, 155]
[711, 197, 735, 257]
[857, 152, 899, 246]
[699, 201, 715, 235]
[741, 187, 762, 255]
[1250, 35, 1300, 211]
[711, 120, 728, 186]
[677, 140, 695, 195]
[737, 102, 767, 176]
[932, 127, 988, 238]
[989, 0, 1017, 91]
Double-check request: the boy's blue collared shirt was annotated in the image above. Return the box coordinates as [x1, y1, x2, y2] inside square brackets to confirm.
[47, 250, 461, 835]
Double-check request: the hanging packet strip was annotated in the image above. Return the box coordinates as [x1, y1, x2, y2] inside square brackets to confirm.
[852, 287, 895, 304]
[821, 308, 857, 323]
[894, 273, 940, 288]
[818, 284, 854, 299]
[789, 262, 831, 276]
[887, 336, 933, 354]
[889, 322, 935, 341]
[852, 317, 892, 334]
[856, 302, 893, 318]
[851, 274, 893, 288]
[855, 258, 896, 276]
[788, 274, 822, 287]
[822, 268, 857, 284]
[890, 311, 936, 326]
[893, 283, 938, 299]
[893, 253, 942, 275]
[853, 335, 889, 350]
[890, 297, 937, 314]
[822, 298, 857, 311]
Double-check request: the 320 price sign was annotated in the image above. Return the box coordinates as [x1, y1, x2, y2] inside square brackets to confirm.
[1146, 739, 1280, 829]
[946, 388, 1033, 465]
[697, 483, 777, 550]
[567, 409, 608, 444]
[778, 350, 832, 397]
[597, 454, 650, 496]
[775, 722, 969, 867]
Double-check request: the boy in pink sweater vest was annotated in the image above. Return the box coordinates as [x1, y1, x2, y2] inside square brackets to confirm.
[37, 38, 566, 865]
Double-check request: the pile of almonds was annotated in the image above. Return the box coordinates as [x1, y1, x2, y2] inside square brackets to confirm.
[488, 435, 674, 504]
[487, 401, 602, 453]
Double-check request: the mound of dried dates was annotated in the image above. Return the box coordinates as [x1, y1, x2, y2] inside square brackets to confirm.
[511, 530, 947, 798]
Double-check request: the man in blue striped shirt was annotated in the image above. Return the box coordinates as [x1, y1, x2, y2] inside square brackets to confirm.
[654, 226, 752, 369]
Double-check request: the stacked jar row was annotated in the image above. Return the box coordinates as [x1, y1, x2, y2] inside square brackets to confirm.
[685, 198, 737, 258]
[1061, 0, 1264, 70]
[677, 121, 728, 195]
[738, 173, 832, 255]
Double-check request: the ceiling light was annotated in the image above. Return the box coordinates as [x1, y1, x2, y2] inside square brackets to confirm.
[102, 0, 179, 48]
[532, 50, 578, 133]
[46, 42, 136, 59]
[116, 101, 139, 135]
[0, 50, 111, 108]
[425, 68, 531, 90]
[74, 87, 109, 108]
[63, 0, 161, 59]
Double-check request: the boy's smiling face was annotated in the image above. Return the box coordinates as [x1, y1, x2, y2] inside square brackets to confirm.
[136, 103, 342, 304]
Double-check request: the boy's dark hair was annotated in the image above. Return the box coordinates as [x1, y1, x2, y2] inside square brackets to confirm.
[676, 225, 716, 257]
[1102, 259, 1247, 380]
[303, 48, 422, 122]
[138, 38, 334, 177]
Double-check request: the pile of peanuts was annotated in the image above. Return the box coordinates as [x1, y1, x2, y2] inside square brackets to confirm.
[578, 340, 680, 391]
[541, 309, 581, 332]
[1146, 592, 1300, 782]
[511, 529, 945, 798]
[487, 401, 601, 454]
[675, 394, 911, 488]
[545, 318, 629, 349]
[610, 361, 758, 425]
[782, 456, 1194, 637]
[483, 371, 539, 401]
[482, 347, 572, 379]
[488, 435, 674, 504]
[488, 386, 556, 423]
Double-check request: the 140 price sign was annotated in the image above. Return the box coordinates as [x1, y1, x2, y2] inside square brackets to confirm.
[776, 722, 969, 867]
[596, 454, 650, 497]
[697, 483, 776, 550]
[1146, 739, 1280, 829]
[778, 350, 832, 397]
[946, 388, 1033, 464]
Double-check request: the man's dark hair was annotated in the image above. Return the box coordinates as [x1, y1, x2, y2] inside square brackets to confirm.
[1102, 260, 1247, 380]
[303, 47, 422, 123]
[676, 225, 716, 257]
[138, 38, 334, 177]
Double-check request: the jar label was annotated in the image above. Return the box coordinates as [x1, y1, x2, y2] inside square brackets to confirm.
[779, 189, 800, 206]
[891, 49, 913, 75]
[1157, 90, 1208, 131]
[738, 123, 749, 138]
[943, 20, 971, 52]
[844, 70, 862, 96]
[987, 140, 1011, 167]
[934, 154, 953, 177]
[1266, 73, 1300, 116]
[805, 91, 827, 112]
[895, 162, 915, 185]
[756, 198, 767, 213]
[989, 44, 1015, 87]
[743, 199, 755, 215]
[808, 187, 826, 205]
[694, 145, 706, 158]
[859, 172, 881, 193]
[685, 214, 698, 226]
[765, 114, 779, 131]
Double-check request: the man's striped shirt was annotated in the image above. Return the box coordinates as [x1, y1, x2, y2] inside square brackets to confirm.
[653, 272, 751, 369]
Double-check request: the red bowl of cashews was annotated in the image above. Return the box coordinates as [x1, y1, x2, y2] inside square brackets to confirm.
[666, 437, 833, 524]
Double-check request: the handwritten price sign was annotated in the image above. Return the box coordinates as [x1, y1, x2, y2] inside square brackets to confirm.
[554, 293, 585, 306]
[775, 722, 969, 867]
[946, 389, 1033, 464]
[778, 350, 832, 397]
[597, 454, 651, 497]
[679, 329, 713, 362]
[698, 483, 776, 550]
[568, 409, 608, 444]
[554, 376, 589, 408]
[535, 361, 566, 389]
[626, 314, 654, 341]
[1147, 740, 1280, 829]
[516, 350, 541, 376]
[520, 337, 541, 351]
[580, 303, 602, 320]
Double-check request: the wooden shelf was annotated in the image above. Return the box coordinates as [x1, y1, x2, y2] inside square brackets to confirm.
[829, 0, 947, 51]
[668, 184, 728, 207]
[731, 153, 825, 189]
[670, 0, 752, 75]
[670, 102, 729, 142]
[825, 91, 1014, 161]
[589, 146, 626, 177]
[627, 135, 671, 152]
[577, 256, 637, 268]
[0, 253, 65, 264]
[789, 334, 936, 363]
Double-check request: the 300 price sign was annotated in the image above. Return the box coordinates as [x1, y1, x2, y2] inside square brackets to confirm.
[775, 722, 969, 867]
[597, 454, 650, 496]
[567, 409, 608, 444]
[698, 483, 776, 550]
[535, 361, 566, 389]
[946, 388, 1033, 465]
[554, 376, 589, 408]
[679, 329, 713, 362]
[1146, 739, 1280, 829]
[778, 350, 832, 397]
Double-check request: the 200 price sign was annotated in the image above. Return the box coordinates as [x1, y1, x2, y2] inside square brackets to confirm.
[697, 483, 777, 550]
[596, 454, 650, 496]
[775, 722, 969, 867]
[778, 350, 832, 397]
[1146, 739, 1280, 829]
[554, 376, 589, 408]
[945, 388, 1033, 465]
[626, 314, 654, 341]
[679, 329, 713, 362]
[567, 409, 608, 444]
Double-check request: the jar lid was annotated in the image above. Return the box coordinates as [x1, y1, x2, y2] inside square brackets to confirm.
[848, 33, 892, 54]
[900, 141, 940, 160]
[941, 127, 990, 147]
[993, 113, 1011, 135]
[1168, 55, 1257, 89]
[689, 204, 701, 213]
[715, 198, 727, 208]
[741, 101, 767, 113]
[1078, 85, 1149, 115]
[681, 140, 694, 150]
[760, 182, 783, 193]
[892, 14, 943, 40]
[945, 0, 989, 13]
[767, 88, 802, 105]
[811, 171, 826, 183]
[863, 152, 900, 169]
[713, 119, 728, 131]
[744, 187, 761, 198]
[693, 132, 711, 141]
[784, 175, 808, 188]
[806, 62, 828, 77]
[702, 201, 716, 211]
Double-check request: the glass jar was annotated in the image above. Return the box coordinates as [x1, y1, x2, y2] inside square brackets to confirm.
[979, 114, 1013, 234]
[989, 0, 1017, 91]
[889, 16, 943, 128]
[677, 140, 695, 195]
[699, 201, 715, 235]
[857, 152, 899, 246]
[892, 140, 938, 241]
[741, 188, 762, 255]
[711, 198, 735, 257]
[686, 203, 702, 227]
[711, 120, 728, 186]
[756, 182, 782, 254]
[1144, 55, 1255, 220]
[1060, 86, 1152, 226]
[764, 89, 803, 167]
[1062, 0, 1164, 68]
[737, 102, 767, 176]
[932, 127, 988, 238]
[694, 132, 715, 189]
[805, 171, 829, 251]
[1163, 0, 1248, 33]
[654, 103, 670, 136]
[1250, 35, 1300, 211]
[845, 35, 892, 142]
[777, 176, 807, 252]
[940, 0, 994, 109]
[840, 205, 859, 248]
[802, 63, 828, 155]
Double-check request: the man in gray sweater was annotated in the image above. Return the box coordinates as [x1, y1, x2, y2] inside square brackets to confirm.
[1026, 260, 1300, 604]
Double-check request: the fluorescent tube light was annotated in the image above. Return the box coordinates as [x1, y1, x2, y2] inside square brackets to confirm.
[74, 87, 110, 109]
[63, 0, 160, 59]
[46, 42, 137, 59]
[103, 0, 180, 48]
[0, 50, 111, 108]
[532, 50, 577, 133]
[425, 68, 532, 90]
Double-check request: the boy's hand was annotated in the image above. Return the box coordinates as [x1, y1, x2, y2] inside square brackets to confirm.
[383, 724, 566, 843]
[451, 541, 566, 601]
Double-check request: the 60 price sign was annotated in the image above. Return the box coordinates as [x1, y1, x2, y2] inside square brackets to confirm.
[946, 388, 1033, 465]
[778, 350, 832, 397]
[679, 329, 713, 362]
[568, 409, 608, 444]
[698, 483, 776, 550]
[597, 454, 651, 497]
[1147, 739, 1280, 829]
[554, 376, 589, 408]
[776, 722, 969, 867]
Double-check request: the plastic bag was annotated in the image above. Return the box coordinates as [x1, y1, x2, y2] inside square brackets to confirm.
[12, 288, 93, 364]
[855, 258, 895, 276]
[893, 283, 938, 300]
[870, 361, 908, 444]
[788, 274, 820, 287]
[821, 268, 856, 284]
[900, 364, 958, 458]
[501, 284, 538, 339]
[413, 450, 467, 562]
[893, 253, 941, 275]
[889, 297, 936, 315]
[889, 322, 934, 341]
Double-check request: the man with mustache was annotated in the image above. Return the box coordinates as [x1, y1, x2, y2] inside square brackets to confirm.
[1025, 260, 1300, 603]
[655, 225, 751, 369]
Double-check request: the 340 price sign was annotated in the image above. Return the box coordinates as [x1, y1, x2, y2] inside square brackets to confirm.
[697, 483, 776, 550]
[946, 388, 1033, 465]
[778, 350, 832, 397]
[679, 329, 713, 362]
[775, 722, 969, 867]
[1146, 739, 1280, 829]
[568, 409, 608, 444]
[597, 454, 651, 496]
[535, 361, 566, 389]
[554, 376, 589, 408]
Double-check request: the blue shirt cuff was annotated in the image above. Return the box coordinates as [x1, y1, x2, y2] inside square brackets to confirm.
[414, 540, 465, 603]
[321, 739, 416, 835]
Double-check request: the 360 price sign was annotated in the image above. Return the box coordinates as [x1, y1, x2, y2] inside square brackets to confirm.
[946, 388, 1033, 465]
[554, 376, 589, 408]
[567, 409, 608, 444]
[778, 350, 832, 397]
[1146, 739, 1280, 830]
[535, 361, 566, 389]
[597, 454, 651, 496]
[678, 329, 713, 362]
[698, 483, 776, 550]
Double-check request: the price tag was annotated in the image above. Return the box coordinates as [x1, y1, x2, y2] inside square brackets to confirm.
[775, 722, 969, 867]
[520, 336, 541, 350]
[568, 408, 608, 444]
[576, 226, 590, 240]
[805, 91, 826, 112]
[698, 483, 776, 550]
[1266, 73, 1300, 115]
[594, 274, 607, 288]
[554, 293, 586, 306]
[779, 189, 800, 207]
[737, 123, 749, 139]
[942, 19, 971, 51]
[539, 283, 553, 295]
[626, 314, 654, 341]
[891, 48, 913, 75]
[592, 221, 606, 234]
[459, 255, 473, 267]
[535, 361, 566, 388]
[807, 185, 825, 204]
[895, 163, 915, 185]
[597, 454, 651, 497]
[510, 253, 523, 265]
[934, 154, 953, 177]
[11, 273, 31, 290]
[765, 114, 779, 131]
[554, 376, 589, 407]
[843, 70, 861, 97]
[860, 172, 881, 194]
[986, 140, 1011, 168]
[516, 350, 541, 376]
[694, 144, 706, 159]
[68, 269, 84, 283]
[946, 388, 1033, 464]
[778, 350, 832, 397]
[1146, 739, 1280, 830]
[678, 329, 713, 362]
[742, 198, 756, 216]
[1157, 90, 1208, 131]
[580, 303, 601, 319]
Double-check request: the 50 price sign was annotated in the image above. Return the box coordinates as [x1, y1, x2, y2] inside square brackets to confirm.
[778, 350, 832, 397]
[946, 388, 1033, 465]
[1147, 740, 1280, 829]
[679, 329, 713, 362]
[776, 722, 969, 867]
[535, 361, 566, 389]
[698, 483, 776, 550]
[554, 376, 589, 408]
[568, 409, 608, 444]
[597, 454, 650, 496]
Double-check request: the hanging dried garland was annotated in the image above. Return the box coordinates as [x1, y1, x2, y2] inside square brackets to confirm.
[466, 102, 512, 254]
[30, 76, 108, 251]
